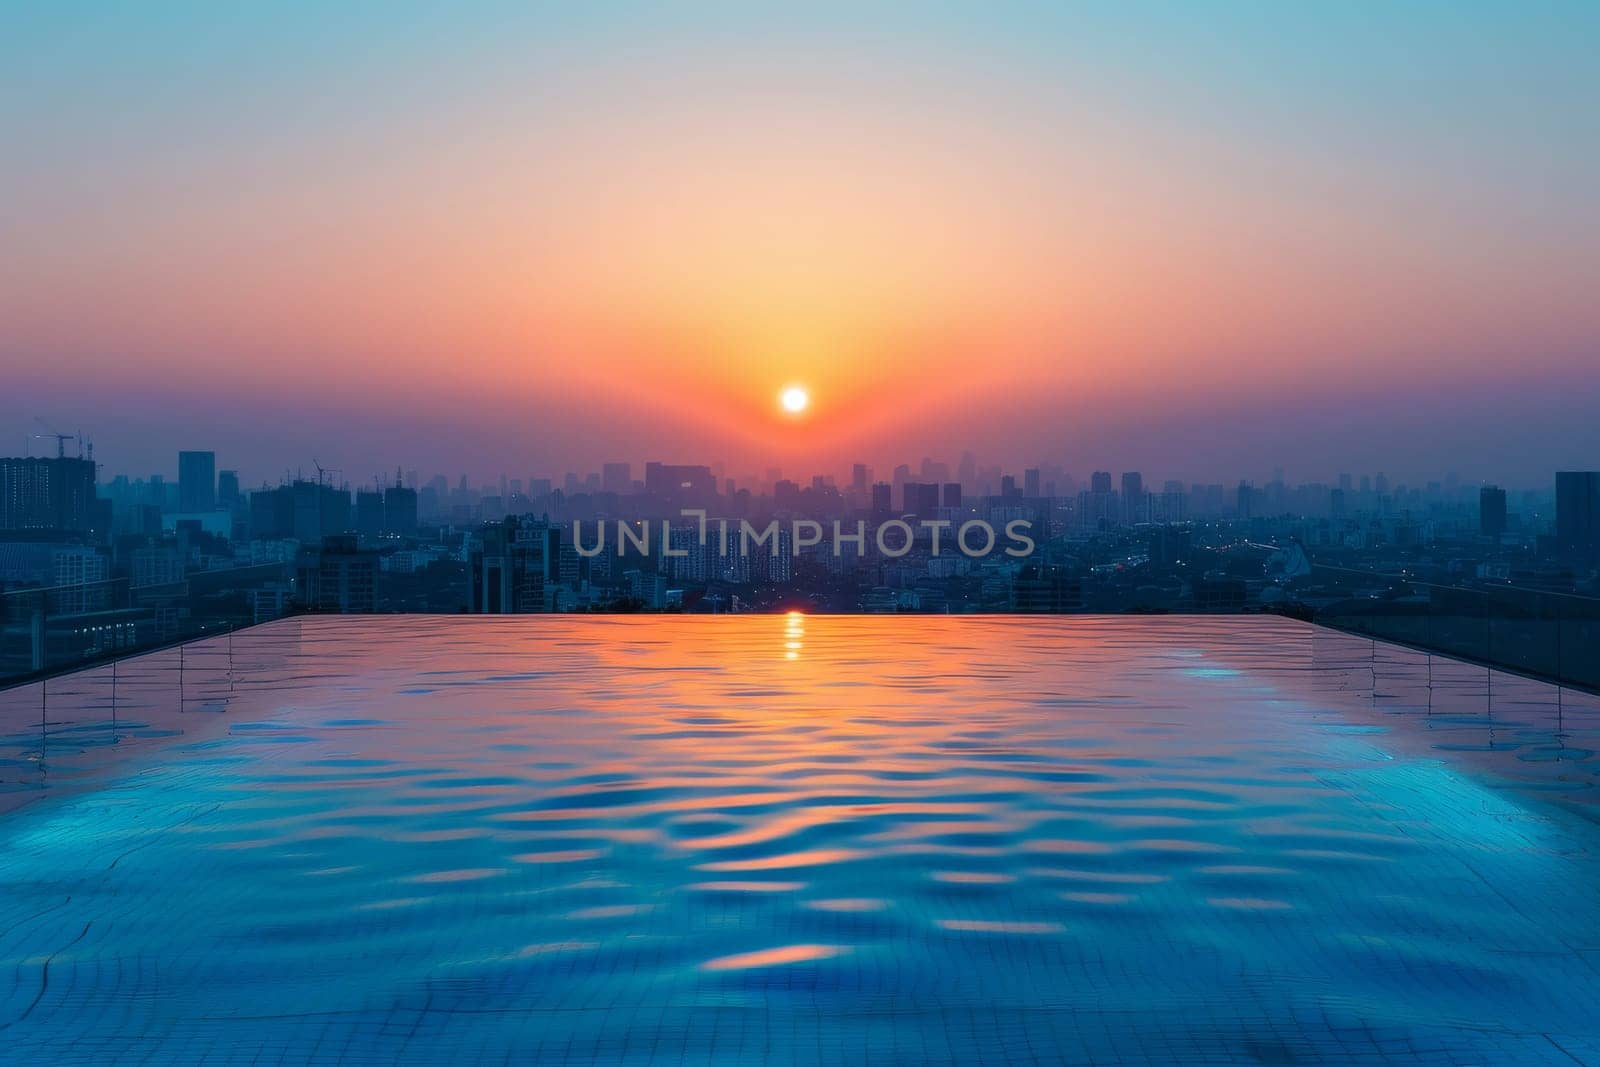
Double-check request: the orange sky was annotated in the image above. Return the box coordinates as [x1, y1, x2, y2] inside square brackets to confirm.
[4, 6, 1598, 482]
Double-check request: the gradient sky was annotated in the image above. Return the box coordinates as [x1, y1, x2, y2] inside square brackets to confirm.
[3, 2, 1597, 488]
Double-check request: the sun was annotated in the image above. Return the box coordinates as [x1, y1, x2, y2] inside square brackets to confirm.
[779, 386, 810, 414]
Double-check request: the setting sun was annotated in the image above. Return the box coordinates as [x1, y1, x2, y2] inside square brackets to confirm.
[779, 386, 810, 414]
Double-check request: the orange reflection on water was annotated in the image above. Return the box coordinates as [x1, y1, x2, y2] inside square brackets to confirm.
[8, 614, 1600, 1063]
[701, 944, 847, 972]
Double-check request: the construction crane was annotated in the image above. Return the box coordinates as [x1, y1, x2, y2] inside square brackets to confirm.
[311, 459, 342, 489]
[31, 417, 80, 459]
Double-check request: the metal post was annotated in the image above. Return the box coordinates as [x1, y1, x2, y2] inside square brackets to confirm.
[30, 604, 44, 673]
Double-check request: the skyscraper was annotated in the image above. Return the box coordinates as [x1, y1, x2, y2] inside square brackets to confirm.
[0, 455, 100, 534]
[1121, 472, 1144, 524]
[851, 463, 870, 500]
[384, 481, 419, 535]
[355, 489, 385, 537]
[870, 482, 891, 516]
[1555, 471, 1600, 556]
[178, 451, 216, 512]
[644, 462, 716, 506]
[1479, 486, 1506, 539]
[904, 482, 940, 518]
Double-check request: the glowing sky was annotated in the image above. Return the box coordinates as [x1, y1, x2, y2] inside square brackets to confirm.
[3, 3, 1597, 485]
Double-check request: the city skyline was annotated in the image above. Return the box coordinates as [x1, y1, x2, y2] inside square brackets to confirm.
[5, 4, 1599, 485]
[24, 433, 1580, 501]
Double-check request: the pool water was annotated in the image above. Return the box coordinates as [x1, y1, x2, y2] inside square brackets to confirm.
[3, 615, 1600, 1064]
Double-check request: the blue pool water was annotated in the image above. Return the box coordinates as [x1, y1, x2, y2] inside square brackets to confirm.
[2, 615, 1600, 1064]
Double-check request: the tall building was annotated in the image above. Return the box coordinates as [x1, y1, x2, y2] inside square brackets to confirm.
[1024, 468, 1041, 498]
[773, 479, 801, 512]
[1158, 481, 1186, 523]
[469, 516, 561, 612]
[383, 481, 418, 535]
[870, 482, 892, 516]
[1555, 471, 1600, 556]
[850, 463, 871, 505]
[178, 451, 216, 512]
[217, 469, 241, 507]
[1080, 472, 1116, 528]
[295, 534, 376, 613]
[355, 489, 385, 537]
[644, 462, 716, 506]
[958, 451, 977, 491]
[1121, 472, 1144, 524]
[903, 482, 940, 518]
[942, 482, 962, 508]
[1479, 485, 1507, 539]
[249, 480, 351, 541]
[0, 455, 101, 535]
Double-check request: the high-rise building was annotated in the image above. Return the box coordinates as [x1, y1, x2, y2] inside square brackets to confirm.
[870, 482, 892, 516]
[178, 451, 216, 512]
[249, 480, 351, 541]
[469, 516, 561, 612]
[356, 489, 385, 537]
[1479, 486, 1507, 539]
[218, 469, 241, 507]
[1555, 472, 1600, 556]
[295, 534, 376, 613]
[383, 482, 418, 535]
[942, 482, 962, 508]
[1121, 472, 1144, 524]
[904, 482, 940, 517]
[957, 451, 977, 491]
[644, 462, 716, 506]
[1024, 468, 1041, 498]
[1080, 472, 1116, 528]
[1159, 481, 1186, 523]
[0, 455, 101, 535]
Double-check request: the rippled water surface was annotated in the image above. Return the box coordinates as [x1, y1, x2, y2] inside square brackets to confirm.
[3, 615, 1600, 1064]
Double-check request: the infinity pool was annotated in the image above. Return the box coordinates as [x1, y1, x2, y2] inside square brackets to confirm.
[3, 616, 1599, 1063]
